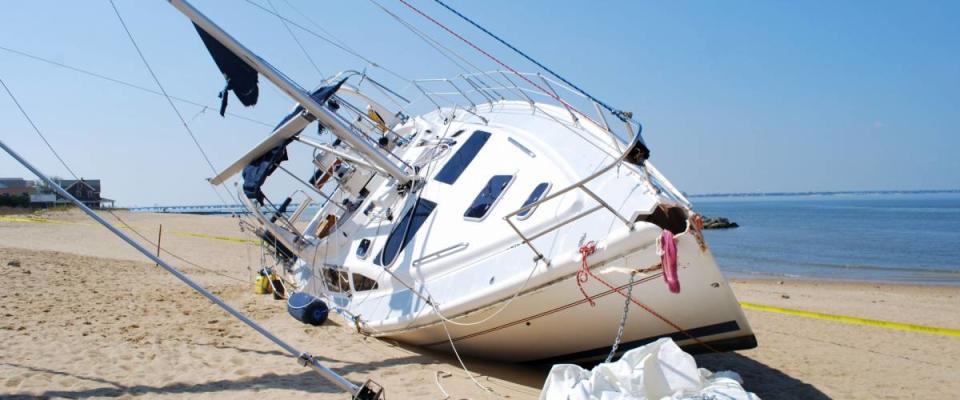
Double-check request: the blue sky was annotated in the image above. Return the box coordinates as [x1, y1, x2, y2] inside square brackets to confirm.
[1, 0, 957, 206]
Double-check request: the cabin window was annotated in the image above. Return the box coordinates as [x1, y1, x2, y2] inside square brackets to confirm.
[434, 130, 491, 184]
[517, 182, 551, 220]
[323, 267, 350, 292]
[464, 175, 514, 221]
[375, 198, 438, 266]
[351, 273, 379, 291]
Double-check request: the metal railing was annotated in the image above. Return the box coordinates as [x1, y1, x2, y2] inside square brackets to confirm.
[503, 138, 643, 265]
[406, 70, 695, 264]
[410, 70, 641, 156]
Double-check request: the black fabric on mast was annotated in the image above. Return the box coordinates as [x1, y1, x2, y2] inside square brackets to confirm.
[193, 23, 259, 116]
[240, 78, 350, 203]
[271, 77, 350, 131]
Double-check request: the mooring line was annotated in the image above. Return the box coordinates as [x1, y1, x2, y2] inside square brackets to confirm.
[740, 301, 960, 338]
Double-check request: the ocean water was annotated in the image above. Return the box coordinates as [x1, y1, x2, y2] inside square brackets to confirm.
[694, 193, 960, 285]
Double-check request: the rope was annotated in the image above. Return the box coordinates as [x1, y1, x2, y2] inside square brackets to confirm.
[429, 0, 634, 123]
[576, 242, 720, 353]
[108, 212, 248, 283]
[437, 313, 498, 397]
[577, 242, 598, 307]
[1, 73, 248, 285]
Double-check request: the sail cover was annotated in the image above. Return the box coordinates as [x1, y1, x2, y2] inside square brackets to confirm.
[272, 77, 350, 131]
[193, 23, 259, 116]
[242, 139, 291, 204]
[239, 79, 349, 204]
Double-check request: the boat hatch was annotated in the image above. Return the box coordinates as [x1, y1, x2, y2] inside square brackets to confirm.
[434, 130, 490, 184]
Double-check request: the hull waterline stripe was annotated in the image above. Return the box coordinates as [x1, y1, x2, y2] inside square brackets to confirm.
[740, 302, 960, 338]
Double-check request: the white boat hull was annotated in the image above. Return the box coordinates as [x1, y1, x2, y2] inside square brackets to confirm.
[377, 233, 755, 363]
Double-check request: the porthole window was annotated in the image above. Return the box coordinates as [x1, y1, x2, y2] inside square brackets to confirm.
[517, 182, 551, 220]
[464, 175, 514, 221]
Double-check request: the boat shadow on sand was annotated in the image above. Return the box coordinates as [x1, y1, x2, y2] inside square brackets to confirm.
[695, 352, 830, 399]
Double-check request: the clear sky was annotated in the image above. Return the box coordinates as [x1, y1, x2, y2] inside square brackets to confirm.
[1, 0, 957, 206]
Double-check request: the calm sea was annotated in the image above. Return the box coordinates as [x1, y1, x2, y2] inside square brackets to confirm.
[694, 193, 960, 285]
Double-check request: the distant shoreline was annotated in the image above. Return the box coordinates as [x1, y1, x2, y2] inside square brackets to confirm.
[689, 189, 959, 198]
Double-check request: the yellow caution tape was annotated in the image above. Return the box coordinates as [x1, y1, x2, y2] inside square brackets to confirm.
[170, 230, 259, 245]
[0, 215, 73, 224]
[740, 301, 960, 338]
[2, 215, 257, 245]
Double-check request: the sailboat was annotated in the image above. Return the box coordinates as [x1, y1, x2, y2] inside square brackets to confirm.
[173, 0, 756, 364]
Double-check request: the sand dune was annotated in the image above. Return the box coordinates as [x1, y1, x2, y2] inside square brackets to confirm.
[1, 210, 958, 399]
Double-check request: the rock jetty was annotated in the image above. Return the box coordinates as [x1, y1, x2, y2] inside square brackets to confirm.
[702, 216, 739, 229]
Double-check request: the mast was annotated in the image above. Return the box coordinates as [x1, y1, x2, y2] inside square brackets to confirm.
[167, 0, 413, 185]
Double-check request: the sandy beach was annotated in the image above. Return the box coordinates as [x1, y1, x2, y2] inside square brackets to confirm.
[1, 209, 958, 399]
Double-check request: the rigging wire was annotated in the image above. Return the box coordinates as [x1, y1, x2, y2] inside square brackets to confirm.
[0, 78, 79, 180]
[430, 0, 633, 122]
[108, 0, 220, 179]
[108, 0, 247, 215]
[366, 0, 509, 94]
[366, 0, 473, 77]
[241, 0, 412, 83]
[395, 0, 610, 132]
[1, 74, 248, 284]
[278, 0, 361, 61]
[265, 0, 327, 80]
[0, 45, 272, 128]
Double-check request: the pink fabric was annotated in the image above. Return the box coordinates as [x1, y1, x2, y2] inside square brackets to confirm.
[661, 230, 680, 293]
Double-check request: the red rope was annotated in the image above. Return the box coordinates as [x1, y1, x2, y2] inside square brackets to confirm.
[577, 242, 720, 353]
[396, 0, 592, 122]
[577, 241, 598, 307]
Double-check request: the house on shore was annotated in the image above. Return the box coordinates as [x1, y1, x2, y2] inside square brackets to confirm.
[0, 177, 116, 209]
[37, 178, 115, 209]
[0, 178, 33, 207]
